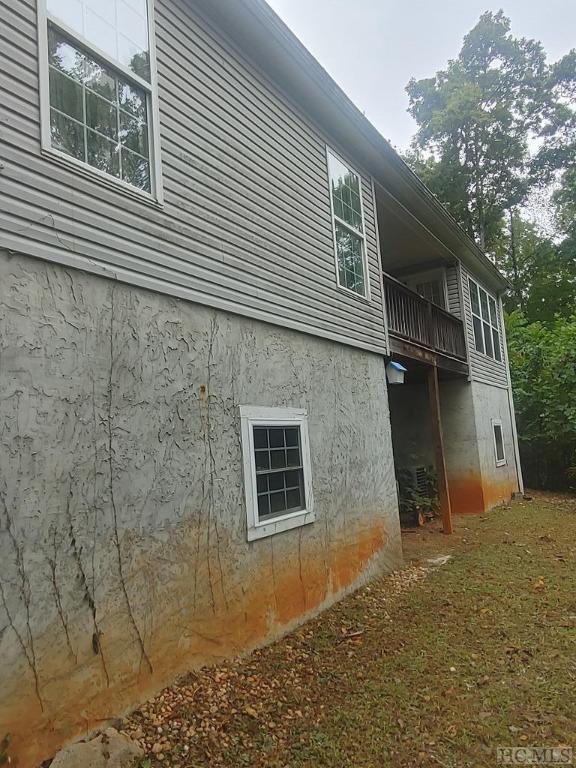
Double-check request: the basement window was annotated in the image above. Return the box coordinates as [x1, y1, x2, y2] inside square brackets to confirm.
[492, 420, 506, 466]
[469, 279, 502, 362]
[240, 406, 315, 541]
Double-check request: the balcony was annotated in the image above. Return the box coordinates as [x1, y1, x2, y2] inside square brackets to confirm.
[383, 274, 468, 373]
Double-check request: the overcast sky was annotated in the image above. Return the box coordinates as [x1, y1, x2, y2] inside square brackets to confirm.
[266, 0, 575, 151]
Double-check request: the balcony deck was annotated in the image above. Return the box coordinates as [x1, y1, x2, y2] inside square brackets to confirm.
[384, 274, 469, 375]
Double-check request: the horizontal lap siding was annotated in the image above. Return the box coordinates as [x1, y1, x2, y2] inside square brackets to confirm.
[460, 265, 508, 387]
[0, 0, 387, 354]
[446, 265, 461, 318]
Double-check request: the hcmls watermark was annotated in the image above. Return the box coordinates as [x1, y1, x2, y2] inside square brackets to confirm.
[497, 747, 573, 765]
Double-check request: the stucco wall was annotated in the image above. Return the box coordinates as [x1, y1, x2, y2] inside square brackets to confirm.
[440, 380, 519, 514]
[0, 251, 402, 768]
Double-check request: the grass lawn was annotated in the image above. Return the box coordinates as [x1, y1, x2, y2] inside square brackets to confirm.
[126, 492, 576, 768]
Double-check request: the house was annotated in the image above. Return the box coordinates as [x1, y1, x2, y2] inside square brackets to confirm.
[0, 0, 522, 764]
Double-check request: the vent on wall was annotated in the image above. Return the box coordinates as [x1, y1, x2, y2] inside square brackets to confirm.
[414, 466, 428, 495]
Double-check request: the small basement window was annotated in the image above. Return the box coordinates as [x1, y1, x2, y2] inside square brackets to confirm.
[240, 406, 314, 541]
[492, 420, 506, 466]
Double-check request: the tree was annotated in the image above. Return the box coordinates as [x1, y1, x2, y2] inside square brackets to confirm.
[406, 11, 547, 253]
[506, 312, 576, 489]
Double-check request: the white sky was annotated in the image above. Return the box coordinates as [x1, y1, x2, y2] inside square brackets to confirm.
[266, 0, 576, 151]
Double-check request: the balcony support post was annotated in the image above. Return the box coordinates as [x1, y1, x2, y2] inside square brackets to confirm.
[427, 365, 453, 535]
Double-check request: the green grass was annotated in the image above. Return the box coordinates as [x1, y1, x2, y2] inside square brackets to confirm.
[130, 492, 576, 768]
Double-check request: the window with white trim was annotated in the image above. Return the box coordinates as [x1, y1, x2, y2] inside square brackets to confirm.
[327, 149, 369, 297]
[469, 278, 502, 361]
[240, 407, 314, 542]
[492, 420, 506, 466]
[39, 0, 160, 197]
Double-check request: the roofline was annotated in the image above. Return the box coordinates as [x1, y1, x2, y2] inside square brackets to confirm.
[193, 0, 511, 292]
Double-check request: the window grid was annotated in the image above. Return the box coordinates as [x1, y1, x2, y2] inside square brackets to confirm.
[253, 426, 305, 522]
[327, 148, 368, 298]
[48, 32, 150, 190]
[469, 278, 502, 362]
[39, 0, 160, 199]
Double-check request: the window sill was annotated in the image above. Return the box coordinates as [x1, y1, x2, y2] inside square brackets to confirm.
[495, 459, 507, 468]
[40, 146, 165, 210]
[336, 282, 372, 304]
[247, 509, 315, 541]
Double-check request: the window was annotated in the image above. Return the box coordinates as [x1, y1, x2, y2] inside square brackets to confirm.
[416, 280, 445, 308]
[469, 279, 502, 361]
[492, 420, 506, 466]
[327, 149, 369, 298]
[38, 0, 161, 198]
[240, 406, 314, 541]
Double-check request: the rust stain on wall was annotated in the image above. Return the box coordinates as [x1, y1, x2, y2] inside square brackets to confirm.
[1, 520, 389, 768]
[448, 472, 517, 515]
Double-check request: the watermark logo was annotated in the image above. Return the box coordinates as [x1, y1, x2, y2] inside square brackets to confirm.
[497, 747, 573, 764]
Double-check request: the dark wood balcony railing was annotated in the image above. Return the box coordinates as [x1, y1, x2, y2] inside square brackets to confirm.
[384, 274, 467, 361]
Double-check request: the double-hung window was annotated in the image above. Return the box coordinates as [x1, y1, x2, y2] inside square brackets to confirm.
[327, 149, 369, 298]
[469, 279, 502, 361]
[240, 406, 314, 541]
[38, 0, 161, 198]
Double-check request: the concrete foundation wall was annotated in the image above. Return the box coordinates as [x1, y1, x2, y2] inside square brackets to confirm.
[440, 380, 519, 514]
[470, 381, 519, 510]
[0, 252, 402, 767]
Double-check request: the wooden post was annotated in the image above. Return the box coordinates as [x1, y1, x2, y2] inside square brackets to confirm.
[427, 365, 453, 535]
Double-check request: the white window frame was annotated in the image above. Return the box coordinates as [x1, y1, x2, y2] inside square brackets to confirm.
[406, 268, 449, 309]
[240, 406, 315, 542]
[36, 0, 163, 204]
[326, 147, 371, 301]
[492, 419, 506, 467]
[469, 278, 502, 362]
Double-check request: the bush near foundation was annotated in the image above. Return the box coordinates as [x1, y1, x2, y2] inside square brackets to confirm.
[506, 311, 576, 490]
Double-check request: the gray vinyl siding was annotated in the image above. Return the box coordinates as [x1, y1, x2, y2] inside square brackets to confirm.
[460, 265, 508, 387]
[0, 0, 387, 354]
[446, 265, 461, 318]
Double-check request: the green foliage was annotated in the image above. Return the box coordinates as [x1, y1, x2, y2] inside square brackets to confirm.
[406, 11, 547, 253]
[506, 311, 576, 488]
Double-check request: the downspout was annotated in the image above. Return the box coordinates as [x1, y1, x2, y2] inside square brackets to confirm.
[498, 294, 524, 494]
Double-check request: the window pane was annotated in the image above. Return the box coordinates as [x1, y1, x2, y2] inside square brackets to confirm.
[335, 222, 366, 295]
[286, 488, 302, 510]
[269, 491, 286, 515]
[268, 428, 285, 448]
[472, 315, 484, 354]
[86, 90, 118, 139]
[253, 428, 268, 450]
[483, 322, 493, 357]
[270, 449, 286, 470]
[119, 110, 148, 155]
[254, 451, 270, 471]
[284, 469, 300, 489]
[87, 129, 120, 176]
[85, 60, 117, 101]
[118, 80, 146, 117]
[480, 289, 490, 321]
[47, 0, 151, 82]
[48, 28, 87, 80]
[50, 109, 85, 160]
[257, 494, 270, 519]
[494, 425, 505, 462]
[469, 279, 480, 316]
[328, 152, 363, 231]
[49, 69, 83, 121]
[121, 148, 150, 192]
[268, 472, 284, 492]
[284, 428, 299, 447]
[286, 449, 301, 467]
[256, 474, 268, 494]
[488, 296, 498, 327]
[493, 330, 502, 361]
